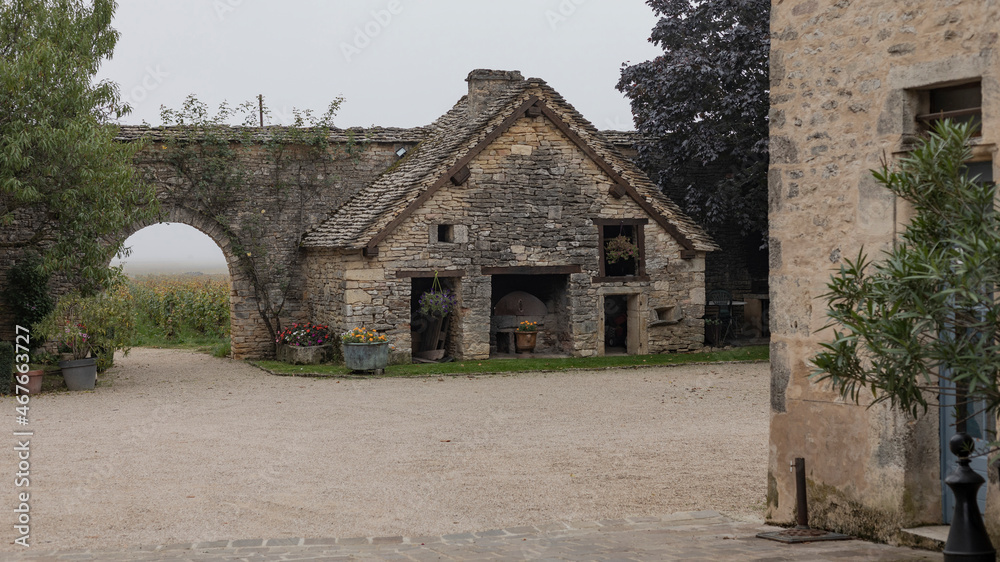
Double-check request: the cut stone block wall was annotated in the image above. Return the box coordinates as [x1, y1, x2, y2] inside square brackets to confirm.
[769, 0, 999, 542]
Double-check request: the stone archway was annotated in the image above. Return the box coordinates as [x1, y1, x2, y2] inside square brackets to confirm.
[116, 205, 266, 359]
[0, 126, 424, 357]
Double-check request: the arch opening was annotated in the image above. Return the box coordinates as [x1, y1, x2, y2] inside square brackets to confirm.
[110, 221, 235, 356]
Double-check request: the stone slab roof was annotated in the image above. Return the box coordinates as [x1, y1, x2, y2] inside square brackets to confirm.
[114, 125, 429, 144]
[599, 130, 653, 147]
[300, 77, 717, 253]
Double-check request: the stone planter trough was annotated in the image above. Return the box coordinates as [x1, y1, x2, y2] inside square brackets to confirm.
[277, 344, 334, 365]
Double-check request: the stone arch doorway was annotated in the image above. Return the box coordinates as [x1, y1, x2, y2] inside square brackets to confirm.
[112, 206, 262, 359]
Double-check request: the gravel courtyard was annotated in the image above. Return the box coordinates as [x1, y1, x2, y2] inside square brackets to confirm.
[2, 348, 770, 552]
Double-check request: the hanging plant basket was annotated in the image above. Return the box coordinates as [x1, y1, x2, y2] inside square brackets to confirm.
[605, 234, 639, 263]
[418, 272, 458, 318]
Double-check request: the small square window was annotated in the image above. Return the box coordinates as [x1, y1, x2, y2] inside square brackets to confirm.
[603, 225, 638, 277]
[437, 224, 455, 243]
[916, 81, 982, 135]
[593, 219, 647, 281]
[965, 160, 994, 185]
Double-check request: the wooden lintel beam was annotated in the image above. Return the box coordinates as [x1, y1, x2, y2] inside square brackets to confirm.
[481, 265, 582, 275]
[592, 218, 648, 226]
[395, 269, 466, 278]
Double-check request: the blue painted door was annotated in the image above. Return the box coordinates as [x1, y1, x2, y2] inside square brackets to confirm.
[940, 373, 994, 523]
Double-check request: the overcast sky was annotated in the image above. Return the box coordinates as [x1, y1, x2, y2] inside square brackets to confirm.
[107, 0, 663, 274]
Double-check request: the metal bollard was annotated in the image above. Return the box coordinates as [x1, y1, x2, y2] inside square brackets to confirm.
[794, 457, 809, 529]
[756, 457, 849, 543]
[943, 433, 996, 562]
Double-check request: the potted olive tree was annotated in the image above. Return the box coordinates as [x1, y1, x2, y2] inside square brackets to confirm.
[38, 273, 136, 390]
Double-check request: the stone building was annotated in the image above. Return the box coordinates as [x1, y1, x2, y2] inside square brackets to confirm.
[301, 70, 717, 360]
[769, 0, 998, 543]
[0, 70, 715, 360]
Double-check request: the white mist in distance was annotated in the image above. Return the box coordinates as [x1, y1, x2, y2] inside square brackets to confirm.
[112, 223, 228, 276]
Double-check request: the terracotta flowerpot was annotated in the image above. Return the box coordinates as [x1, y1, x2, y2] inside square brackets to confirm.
[515, 331, 537, 353]
[26, 369, 44, 394]
[343, 342, 390, 372]
[14, 370, 45, 394]
[59, 357, 97, 391]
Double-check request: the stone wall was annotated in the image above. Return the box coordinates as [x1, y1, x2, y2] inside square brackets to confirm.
[305, 111, 707, 360]
[0, 130, 421, 359]
[769, 0, 999, 541]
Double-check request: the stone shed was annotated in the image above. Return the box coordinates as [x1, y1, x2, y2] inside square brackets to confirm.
[301, 70, 718, 361]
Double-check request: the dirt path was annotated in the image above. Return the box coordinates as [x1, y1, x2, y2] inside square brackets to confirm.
[1, 348, 770, 552]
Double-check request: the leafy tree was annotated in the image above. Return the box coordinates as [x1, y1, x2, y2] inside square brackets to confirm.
[617, 0, 770, 242]
[813, 121, 1000, 426]
[0, 0, 158, 289]
[0, 251, 53, 349]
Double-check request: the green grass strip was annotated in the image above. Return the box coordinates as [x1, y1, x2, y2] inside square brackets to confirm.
[251, 345, 769, 378]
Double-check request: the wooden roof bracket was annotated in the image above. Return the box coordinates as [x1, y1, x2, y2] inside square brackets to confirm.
[450, 165, 471, 185]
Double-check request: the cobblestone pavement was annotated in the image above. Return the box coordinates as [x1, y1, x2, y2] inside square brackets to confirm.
[6, 511, 940, 561]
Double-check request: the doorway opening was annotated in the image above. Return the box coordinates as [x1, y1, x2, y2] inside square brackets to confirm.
[604, 295, 629, 354]
[410, 277, 456, 360]
[940, 376, 995, 522]
[602, 293, 642, 355]
[490, 274, 570, 355]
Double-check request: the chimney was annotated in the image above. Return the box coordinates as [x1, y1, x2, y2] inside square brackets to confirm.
[466, 69, 523, 119]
